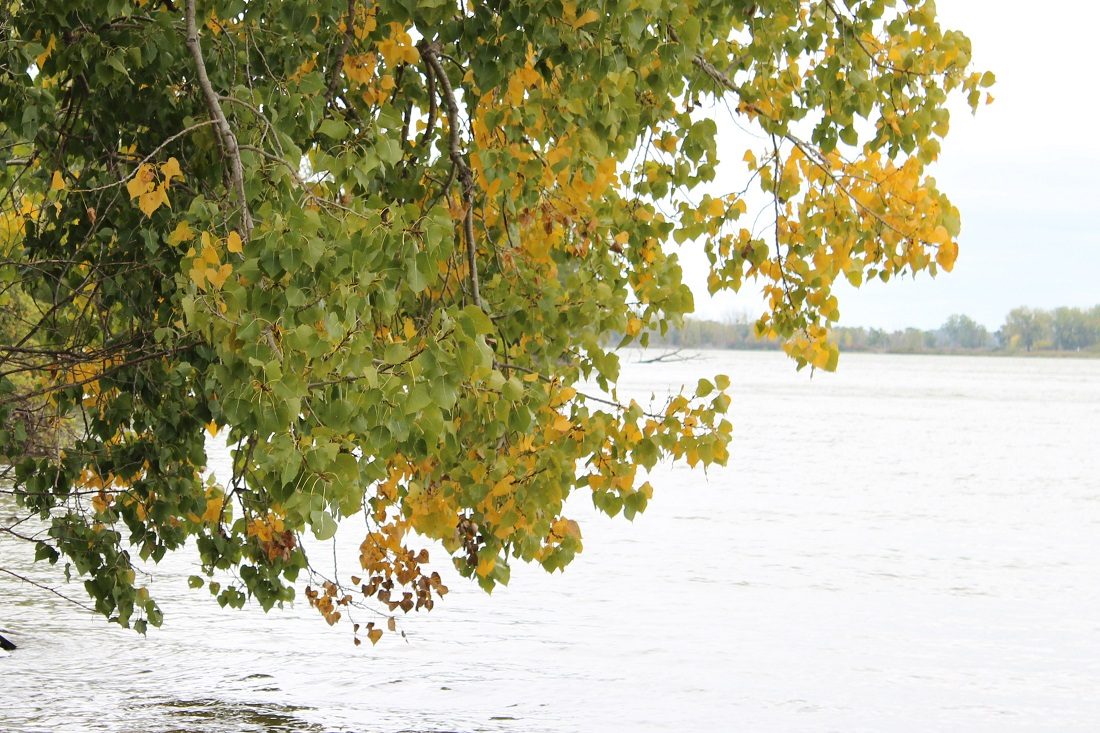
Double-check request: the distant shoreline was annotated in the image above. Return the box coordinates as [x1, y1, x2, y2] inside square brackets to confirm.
[632, 307, 1100, 360]
[625, 345, 1100, 360]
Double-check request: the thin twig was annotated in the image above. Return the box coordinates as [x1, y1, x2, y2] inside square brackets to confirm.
[68, 120, 217, 194]
[0, 567, 96, 613]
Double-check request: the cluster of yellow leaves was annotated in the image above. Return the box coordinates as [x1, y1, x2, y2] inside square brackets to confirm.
[350, 3, 378, 40]
[245, 509, 297, 563]
[0, 196, 38, 253]
[377, 22, 418, 66]
[57, 354, 124, 409]
[246, 510, 285, 542]
[704, 139, 962, 368]
[344, 52, 378, 87]
[505, 49, 544, 106]
[186, 230, 242, 291]
[783, 326, 840, 371]
[126, 158, 182, 218]
[81, 462, 148, 514]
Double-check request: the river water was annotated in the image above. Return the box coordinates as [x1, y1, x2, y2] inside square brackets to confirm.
[3, 351, 1100, 732]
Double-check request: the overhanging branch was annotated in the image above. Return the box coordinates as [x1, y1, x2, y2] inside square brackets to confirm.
[419, 41, 481, 309]
[185, 0, 254, 241]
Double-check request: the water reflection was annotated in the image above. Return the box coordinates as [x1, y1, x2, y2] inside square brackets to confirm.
[156, 698, 321, 733]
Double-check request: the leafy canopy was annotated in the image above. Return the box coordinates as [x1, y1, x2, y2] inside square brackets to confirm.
[0, 0, 986, 640]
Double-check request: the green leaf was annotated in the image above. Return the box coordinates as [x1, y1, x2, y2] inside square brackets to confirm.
[312, 511, 338, 541]
[318, 119, 349, 140]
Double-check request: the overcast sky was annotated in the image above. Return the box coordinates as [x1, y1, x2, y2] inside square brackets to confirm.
[683, 0, 1100, 331]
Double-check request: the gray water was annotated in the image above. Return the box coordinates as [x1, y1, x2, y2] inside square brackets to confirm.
[3, 351, 1100, 732]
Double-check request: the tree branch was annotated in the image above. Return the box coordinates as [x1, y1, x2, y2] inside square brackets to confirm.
[325, 0, 357, 106]
[185, 0, 254, 241]
[419, 41, 480, 309]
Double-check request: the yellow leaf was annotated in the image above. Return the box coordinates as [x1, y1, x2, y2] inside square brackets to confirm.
[625, 316, 642, 337]
[289, 55, 318, 83]
[160, 157, 183, 187]
[205, 421, 219, 437]
[36, 35, 56, 68]
[126, 165, 155, 200]
[202, 496, 224, 524]
[706, 198, 726, 217]
[201, 238, 220, 265]
[207, 263, 233, 289]
[476, 554, 496, 577]
[552, 517, 582, 540]
[572, 9, 599, 28]
[50, 170, 66, 192]
[549, 386, 576, 407]
[226, 230, 243, 254]
[137, 185, 169, 217]
[367, 628, 383, 645]
[656, 134, 678, 153]
[91, 493, 110, 514]
[167, 221, 195, 246]
[935, 241, 958, 272]
[491, 475, 515, 497]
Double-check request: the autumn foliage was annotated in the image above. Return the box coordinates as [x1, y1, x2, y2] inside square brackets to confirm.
[0, 1, 986, 639]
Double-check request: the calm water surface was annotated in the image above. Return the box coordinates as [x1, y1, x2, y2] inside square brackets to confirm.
[3, 352, 1100, 732]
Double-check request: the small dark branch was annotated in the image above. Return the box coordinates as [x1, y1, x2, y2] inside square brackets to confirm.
[419, 41, 480, 308]
[637, 347, 697, 364]
[185, 0, 254, 240]
[336, 93, 362, 123]
[400, 99, 413, 151]
[70, 120, 217, 194]
[0, 567, 96, 613]
[417, 60, 438, 155]
[325, 0, 357, 106]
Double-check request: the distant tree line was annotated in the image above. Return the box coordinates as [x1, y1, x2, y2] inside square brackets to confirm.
[648, 306, 1100, 355]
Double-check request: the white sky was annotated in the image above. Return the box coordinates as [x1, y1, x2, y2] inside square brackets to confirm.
[682, 0, 1100, 330]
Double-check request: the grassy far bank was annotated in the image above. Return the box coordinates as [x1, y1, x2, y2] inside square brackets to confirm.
[644, 306, 1100, 358]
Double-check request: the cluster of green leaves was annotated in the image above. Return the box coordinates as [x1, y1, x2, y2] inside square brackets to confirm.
[0, 0, 983, 639]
